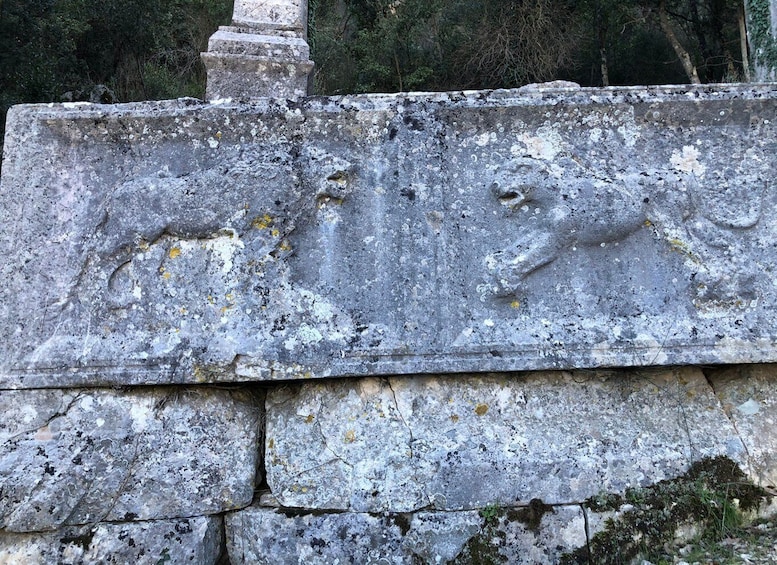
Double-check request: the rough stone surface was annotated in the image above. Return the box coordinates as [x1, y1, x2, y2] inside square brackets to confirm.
[265, 369, 746, 512]
[202, 0, 312, 99]
[226, 507, 406, 564]
[454, 505, 586, 564]
[225, 504, 584, 564]
[232, 0, 307, 32]
[0, 388, 260, 532]
[0, 516, 223, 564]
[707, 364, 777, 488]
[2, 86, 777, 388]
[202, 50, 313, 99]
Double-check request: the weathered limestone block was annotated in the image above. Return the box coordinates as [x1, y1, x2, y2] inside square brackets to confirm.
[0, 516, 223, 564]
[224, 504, 585, 564]
[0, 388, 260, 532]
[706, 364, 777, 487]
[232, 0, 308, 31]
[2, 86, 777, 388]
[265, 369, 746, 512]
[226, 507, 407, 564]
[202, 50, 313, 99]
[452, 505, 586, 564]
[202, 0, 313, 99]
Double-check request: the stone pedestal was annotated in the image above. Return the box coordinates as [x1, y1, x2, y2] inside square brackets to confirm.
[201, 0, 313, 99]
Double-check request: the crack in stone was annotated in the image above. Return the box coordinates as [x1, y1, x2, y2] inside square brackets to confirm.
[286, 458, 352, 482]
[672, 372, 699, 463]
[95, 429, 144, 525]
[701, 368, 754, 471]
[313, 420, 353, 471]
[638, 370, 699, 462]
[2, 392, 83, 445]
[386, 378, 414, 460]
[386, 377, 431, 510]
[580, 502, 593, 563]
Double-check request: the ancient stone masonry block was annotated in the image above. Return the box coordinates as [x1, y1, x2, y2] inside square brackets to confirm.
[224, 504, 585, 564]
[0, 516, 223, 565]
[231, 0, 308, 31]
[706, 364, 777, 488]
[201, 0, 313, 99]
[0, 388, 260, 532]
[2, 86, 777, 388]
[265, 369, 746, 513]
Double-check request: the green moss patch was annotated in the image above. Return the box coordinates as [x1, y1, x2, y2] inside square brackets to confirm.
[561, 456, 772, 564]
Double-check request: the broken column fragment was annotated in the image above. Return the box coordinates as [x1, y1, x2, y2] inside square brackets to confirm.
[201, 0, 314, 99]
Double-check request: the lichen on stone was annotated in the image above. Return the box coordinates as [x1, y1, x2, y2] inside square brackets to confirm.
[560, 456, 772, 564]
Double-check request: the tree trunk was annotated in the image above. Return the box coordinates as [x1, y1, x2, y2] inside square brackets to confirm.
[597, 0, 610, 86]
[658, 0, 701, 83]
[688, 0, 712, 80]
[739, 2, 751, 81]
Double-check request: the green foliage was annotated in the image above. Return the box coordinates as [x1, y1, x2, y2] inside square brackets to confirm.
[747, 0, 777, 73]
[0, 0, 232, 161]
[479, 503, 501, 526]
[310, 0, 585, 94]
[310, 0, 751, 94]
[560, 456, 771, 565]
[454, 503, 508, 565]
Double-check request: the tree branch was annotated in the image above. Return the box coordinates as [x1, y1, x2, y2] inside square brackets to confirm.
[658, 0, 701, 84]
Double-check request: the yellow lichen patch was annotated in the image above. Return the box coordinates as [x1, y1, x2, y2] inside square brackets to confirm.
[179, 307, 188, 315]
[268, 438, 275, 449]
[643, 219, 653, 227]
[450, 414, 460, 423]
[328, 173, 348, 187]
[475, 403, 489, 416]
[305, 414, 315, 424]
[271, 228, 280, 238]
[252, 214, 273, 230]
[168, 246, 181, 259]
[510, 300, 521, 309]
[667, 238, 700, 262]
[138, 240, 151, 251]
[344, 430, 356, 443]
[317, 196, 345, 208]
[192, 365, 210, 383]
[279, 240, 292, 252]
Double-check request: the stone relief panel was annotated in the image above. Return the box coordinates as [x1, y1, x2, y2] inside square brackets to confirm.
[437, 108, 777, 369]
[1, 87, 776, 386]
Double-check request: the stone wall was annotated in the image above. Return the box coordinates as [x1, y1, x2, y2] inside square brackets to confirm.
[1, 366, 775, 563]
